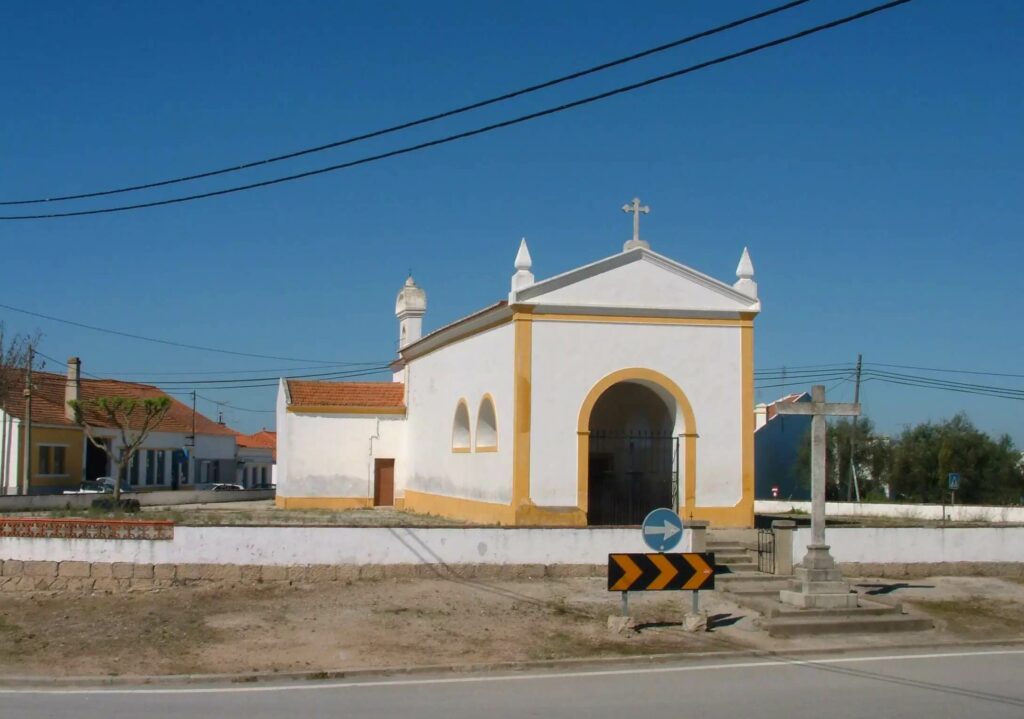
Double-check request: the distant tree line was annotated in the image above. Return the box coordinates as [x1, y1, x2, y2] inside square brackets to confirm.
[797, 413, 1024, 505]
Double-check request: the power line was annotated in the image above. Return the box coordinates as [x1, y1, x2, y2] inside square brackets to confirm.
[1, 0, 916, 221]
[755, 373, 854, 390]
[0, 1, 814, 207]
[86, 362, 384, 377]
[862, 370, 1024, 400]
[149, 365, 395, 389]
[755, 362, 853, 373]
[196, 395, 276, 414]
[27, 364, 394, 391]
[864, 368, 1024, 396]
[863, 375, 1024, 401]
[865, 361, 1024, 379]
[0, 301, 347, 363]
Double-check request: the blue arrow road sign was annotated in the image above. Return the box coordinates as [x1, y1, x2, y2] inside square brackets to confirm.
[641, 508, 684, 552]
[948, 473, 960, 491]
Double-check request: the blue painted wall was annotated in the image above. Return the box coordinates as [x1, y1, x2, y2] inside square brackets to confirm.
[754, 395, 812, 501]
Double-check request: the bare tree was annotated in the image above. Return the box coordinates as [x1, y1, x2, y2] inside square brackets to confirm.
[0, 323, 41, 494]
[69, 396, 172, 502]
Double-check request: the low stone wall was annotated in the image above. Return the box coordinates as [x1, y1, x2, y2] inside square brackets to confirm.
[0, 559, 604, 592]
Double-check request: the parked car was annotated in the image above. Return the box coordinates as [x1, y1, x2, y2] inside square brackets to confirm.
[63, 481, 108, 497]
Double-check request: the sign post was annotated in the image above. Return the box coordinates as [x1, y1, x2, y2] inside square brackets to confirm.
[948, 472, 960, 506]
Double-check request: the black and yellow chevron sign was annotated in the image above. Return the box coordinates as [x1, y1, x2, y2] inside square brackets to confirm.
[607, 553, 716, 592]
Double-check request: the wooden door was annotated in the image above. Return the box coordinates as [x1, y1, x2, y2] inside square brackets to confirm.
[374, 459, 395, 507]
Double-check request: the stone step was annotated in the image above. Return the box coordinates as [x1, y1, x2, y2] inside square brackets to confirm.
[728, 592, 904, 619]
[761, 613, 933, 638]
[712, 552, 752, 562]
[720, 563, 759, 573]
[715, 573, 792, 593]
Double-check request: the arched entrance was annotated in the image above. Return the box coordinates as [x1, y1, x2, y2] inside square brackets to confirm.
[577, 368, 697, 526]
[585, 382, 676, 525]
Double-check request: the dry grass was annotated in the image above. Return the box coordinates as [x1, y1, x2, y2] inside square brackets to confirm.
[909, 597, 1024, 638]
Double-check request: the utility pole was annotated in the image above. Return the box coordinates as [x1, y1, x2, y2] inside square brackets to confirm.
[1, 399, 8, 496]
[22, 345, 33, 496]
[847, 353, 863, 503]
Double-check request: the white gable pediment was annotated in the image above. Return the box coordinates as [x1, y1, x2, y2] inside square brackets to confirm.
[513, 248, 759, 314]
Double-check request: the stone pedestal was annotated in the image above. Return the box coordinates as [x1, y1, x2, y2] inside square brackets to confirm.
[771, 520, 796, 576]
[778, 544, 858, 609]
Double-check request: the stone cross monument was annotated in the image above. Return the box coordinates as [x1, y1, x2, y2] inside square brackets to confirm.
[774, 384, 860, 609]
[622, 197, 650, 251]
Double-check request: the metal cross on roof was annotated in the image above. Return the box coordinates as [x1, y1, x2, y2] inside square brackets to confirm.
[621, 197, 649, 245]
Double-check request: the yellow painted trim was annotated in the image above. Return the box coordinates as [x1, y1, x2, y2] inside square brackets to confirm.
[514, 503, 586, 527]
[403, 489, 515, 525]
[287, 405, 405, 415]
[393, 496, 406, 510]
[452, 397, 471, 452]
[275, 496, 372, 510]
[532, 313, 753, 328]
[474, 393, 499, 452]
[512, 310, 533, 508]
[738, 321, 756, 528]
[403, 309, 755, 368]
[576, 368, 698, 522]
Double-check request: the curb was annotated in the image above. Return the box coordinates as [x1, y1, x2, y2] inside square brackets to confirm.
[2, 637, 1024, 689]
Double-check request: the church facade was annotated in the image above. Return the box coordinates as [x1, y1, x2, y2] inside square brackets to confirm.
[276, 208, 760, 527]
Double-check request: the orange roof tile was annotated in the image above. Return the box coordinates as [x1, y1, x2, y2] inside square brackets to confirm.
[0, 370, 234, 436]
[287, 380, 405, 409]
[236, 429, 276, 450]
[236, 429, 277, 460]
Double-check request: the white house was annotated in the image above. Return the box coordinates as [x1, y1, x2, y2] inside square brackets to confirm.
[276, 205, 760, 527]
[235, 430, 276, 488]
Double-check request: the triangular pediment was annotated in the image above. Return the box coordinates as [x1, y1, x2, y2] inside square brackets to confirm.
[514, 248, 760, 314]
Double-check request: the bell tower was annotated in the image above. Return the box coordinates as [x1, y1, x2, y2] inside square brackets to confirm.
[395, 275, 427, 349]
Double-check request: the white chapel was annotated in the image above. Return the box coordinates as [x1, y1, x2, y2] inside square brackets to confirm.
[276, 201, 761, 527]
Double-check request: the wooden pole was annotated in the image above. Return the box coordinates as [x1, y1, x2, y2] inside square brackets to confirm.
[22, 346, 33, 496]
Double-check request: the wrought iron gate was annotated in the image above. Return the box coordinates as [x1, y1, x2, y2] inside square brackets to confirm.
[757, 528, 776, 574]
[587, 431, 678, 525]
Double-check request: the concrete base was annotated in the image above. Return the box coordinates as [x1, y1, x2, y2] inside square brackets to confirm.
[607, 616, 636, 635]
[682, 611, 708, 633]
[779, 544, 859, 610]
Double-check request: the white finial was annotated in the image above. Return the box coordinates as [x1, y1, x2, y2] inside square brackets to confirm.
[734, 246, 758, 298]
[511, 237, 535, 296]
[514, 237, 532, 271]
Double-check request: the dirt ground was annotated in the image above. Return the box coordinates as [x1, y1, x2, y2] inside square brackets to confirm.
[2, 574, 1023, 679]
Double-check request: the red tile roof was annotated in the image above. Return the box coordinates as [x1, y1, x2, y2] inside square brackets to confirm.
[286, 380, 405, 409]
[0, 370, 233, 436]
[237, 430, 277, 460]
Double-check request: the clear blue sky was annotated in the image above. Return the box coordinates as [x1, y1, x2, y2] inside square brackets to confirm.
[1, 0, 1021, 442]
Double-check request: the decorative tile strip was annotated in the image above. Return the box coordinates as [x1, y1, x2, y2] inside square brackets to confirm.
[0, 517, 174, 540]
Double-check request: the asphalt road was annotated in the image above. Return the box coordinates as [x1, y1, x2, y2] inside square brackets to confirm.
[3, 647, 1023, 718]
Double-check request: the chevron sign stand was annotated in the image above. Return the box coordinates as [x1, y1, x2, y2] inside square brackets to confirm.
[608, 552, 716, 629]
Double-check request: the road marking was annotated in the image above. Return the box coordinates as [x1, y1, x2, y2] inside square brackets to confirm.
[3, 649, 1022, 696]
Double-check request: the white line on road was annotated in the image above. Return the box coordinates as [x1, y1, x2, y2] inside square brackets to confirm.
[4, 649, 1023, 696]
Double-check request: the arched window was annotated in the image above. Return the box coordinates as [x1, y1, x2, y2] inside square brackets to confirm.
[475, 395, 497, 451]
[452, 400, 471, 451]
